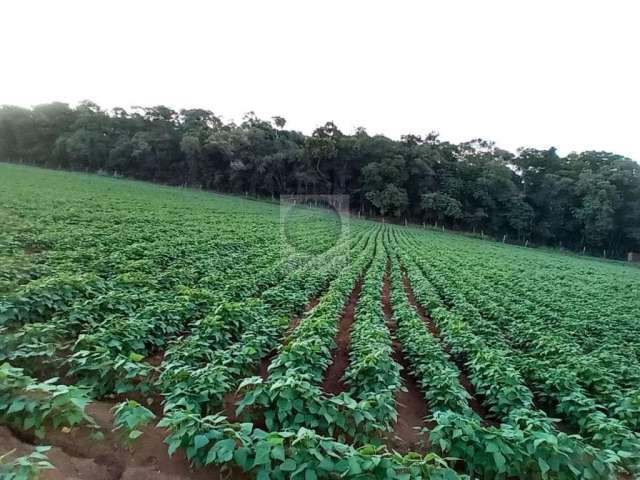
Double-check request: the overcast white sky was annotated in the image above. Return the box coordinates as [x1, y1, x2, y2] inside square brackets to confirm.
[1, 0, 638, 160]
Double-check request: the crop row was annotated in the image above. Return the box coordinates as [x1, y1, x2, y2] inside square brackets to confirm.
[0, 221, 355, 399]
[405, 230, 640, 392]
[160, 226, 372, 414]
[399, 230, 640, 444]
[416, 231, 640, 400]
[0, 362, 96, 439]
[467, 243, 640, 356]
[157, 410, 463, 479]
[393, 228, 639, 476]
[236, 228, 381, 440]
[340, 232, 401, 439]
[389, 230, 624, 478]
[156, 225, 463, 479]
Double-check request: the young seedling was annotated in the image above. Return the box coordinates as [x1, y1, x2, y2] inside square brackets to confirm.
[0, 446, 54, 480]
[112, 400, 156, 447]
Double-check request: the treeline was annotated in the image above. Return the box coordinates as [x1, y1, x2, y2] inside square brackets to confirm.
[1, 101, 639, 257]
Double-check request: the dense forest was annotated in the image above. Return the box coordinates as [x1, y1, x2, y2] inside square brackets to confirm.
[1, 101, 639, 257]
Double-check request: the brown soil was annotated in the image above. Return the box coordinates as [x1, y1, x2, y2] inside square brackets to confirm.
[321, 279, 363, 395]
[0, 401, 241, 480]
[110, 391, 164, 418]
[258, 351, 276, 380]
[383, 264, 430, 451]
[401, 273, 498, 426]
[530, 394, 574, 434]
[1, 426, 113, 480]
[24, 245, 45, 255]
[287, 298, 321, 339]
[146, 351, 165, 367]
[259, 297, 321, 380]
[456, 372, 497, 425]
[223, 391, 242, 422]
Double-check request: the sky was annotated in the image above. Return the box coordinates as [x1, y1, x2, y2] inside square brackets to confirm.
[1, 0, 639, 160]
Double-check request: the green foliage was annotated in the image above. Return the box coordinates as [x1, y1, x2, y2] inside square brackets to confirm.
[0, 363, 97, 439]
[2, 165, 640, 479]
[420, 193, 463, 224]
[3, 101, 640, 255]
[112, 400, 156, 444]
[0, 446, 54, 480]
[362, 156, 410, 217]
[341, 241, 401, 435]
[236, 232, 404, 443]
[395, 227, 640, 476]
[158, 410, 464, 479]
[0, 273, 102, 327]
[159, 231, 362, 416]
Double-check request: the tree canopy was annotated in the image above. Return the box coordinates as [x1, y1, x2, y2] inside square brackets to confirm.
[1, 101, 639, 257]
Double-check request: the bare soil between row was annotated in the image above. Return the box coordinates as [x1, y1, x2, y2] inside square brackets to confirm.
[382, 264, 430, 451]
[321, 279, 363, 395]
[401, 272, 497, 426]
[0, 401, 224, 480]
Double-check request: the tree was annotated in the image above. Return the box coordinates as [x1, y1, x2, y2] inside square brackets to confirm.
[361, 155, 408, 217]
[0, 101, 638, 258]
[366, 185, 409, 217]
[272, 116, 286, 130]
[574, 171, 618, 249]
[0, 105, 33, 162]
[505, 196, 534, 240]
[420, 193, 463, 225]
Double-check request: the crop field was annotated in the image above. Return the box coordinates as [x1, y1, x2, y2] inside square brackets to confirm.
[1, 163, 640, 480]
